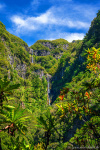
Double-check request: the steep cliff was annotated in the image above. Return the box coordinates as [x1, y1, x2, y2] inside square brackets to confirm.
[0, 21, 48, 108]
[0, 21, 84, 105]
[30, 39, 69, 57]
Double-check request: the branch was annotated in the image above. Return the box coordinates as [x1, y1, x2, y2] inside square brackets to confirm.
[0, 125, 10, 132]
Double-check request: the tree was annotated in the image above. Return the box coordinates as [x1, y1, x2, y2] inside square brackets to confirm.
[56, 47, 100, 148]
[0, 106, 28, 136]
[0, 76, 20, 107]
[0, 76, 20, 149]
[36, 109, 58, 150]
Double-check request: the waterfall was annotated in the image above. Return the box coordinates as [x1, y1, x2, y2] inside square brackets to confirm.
[47, 74, 50, 105]
[41, 70, 44, 77]
[32, 49, 33, 63]
[8, 70, 10, 79]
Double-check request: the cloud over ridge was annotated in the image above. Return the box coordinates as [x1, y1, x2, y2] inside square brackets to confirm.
[11, 6, 90, 33]
[8, 0, 100, 44]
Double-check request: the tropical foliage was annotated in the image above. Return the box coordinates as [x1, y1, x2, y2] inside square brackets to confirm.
[0, 10, 100, 150]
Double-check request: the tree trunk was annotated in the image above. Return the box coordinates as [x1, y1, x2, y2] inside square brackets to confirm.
[45, 131, 51, 150]
[0, 138, 2, 150]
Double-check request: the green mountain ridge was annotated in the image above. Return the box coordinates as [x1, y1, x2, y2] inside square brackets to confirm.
[0, 10, 100, 150]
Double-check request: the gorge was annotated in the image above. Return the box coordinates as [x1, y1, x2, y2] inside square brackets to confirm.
[0, 10, 100, 150]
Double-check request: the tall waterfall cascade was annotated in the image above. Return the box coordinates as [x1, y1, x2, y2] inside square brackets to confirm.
[47, 74, 50, 105]
[32, 49, 33, 63]
[8, 70, 11, 79]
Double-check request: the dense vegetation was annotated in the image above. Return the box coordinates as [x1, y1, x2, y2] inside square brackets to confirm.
[0, 11, 100, 150]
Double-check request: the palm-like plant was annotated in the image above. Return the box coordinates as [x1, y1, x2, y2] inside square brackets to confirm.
[0, 106, 28, 136]
[36, 109, 57, 150]
[9, 136, 34, 150]
[0, 75, 20, 107]
[0, 76, 20, 149]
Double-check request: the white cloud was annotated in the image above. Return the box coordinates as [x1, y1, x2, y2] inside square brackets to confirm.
[45, 32, 85, 42]
[64, 33, 85, 42]
[8, 0, 100, 45]
[11, 16, 36, 30]
[58, 19, 89, 29]
[11, 9, 57, 30]
[10, 6, 90, 36]
[34, 11, 57, 24]
[10, 12, 85, 42]
[72, 4, 98, 20]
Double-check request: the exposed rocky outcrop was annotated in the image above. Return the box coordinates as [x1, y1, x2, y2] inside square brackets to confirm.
[42, 42, 69, 50]
[28, 48, 33, 54]
[8, 55, 27, 79]
[16, 63, 27, 79]
[34, 69, 45, 78]
[24, 45, 30, 52]
[63, 44, 69, 49]
[8, 55, 14, 67]
[42, 42, 53, 49]
[30, 40, 69, 57]
[33, 50, 50, 56]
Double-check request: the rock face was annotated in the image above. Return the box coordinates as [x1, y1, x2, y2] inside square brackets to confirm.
[33, 50, 50, 56]
[8, 55, 27, 79]
[16, 63, 27, 79]
[28, 48, 33, 54]
[42, 42, 53, 49]
[1, 37, 5, 42]
[42, 42, 69, 50]
[42, 42, 69, 51]
[6, 44, 48, 80]
[24, 45, 30, 52]
[34, 69, 45, 78]
[63, 44, 69, 49]
[8, 55, 14, 67]
[30, 40, 69, 57]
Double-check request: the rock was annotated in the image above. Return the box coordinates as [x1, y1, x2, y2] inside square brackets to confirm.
[16, 63, 27, 79]
[42, 42, 53, 49]
[1, 37, 5, 42]
[33, 69, 45, 78]
[33, 50, 50, 56]
[28, 48, 33, 54]
[8, 55, 14, 69]
[63, 44, 69, 49]
[24, 45, 30, 52]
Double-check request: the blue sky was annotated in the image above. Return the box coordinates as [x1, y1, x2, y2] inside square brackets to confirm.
[0, 0, 100, 46]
